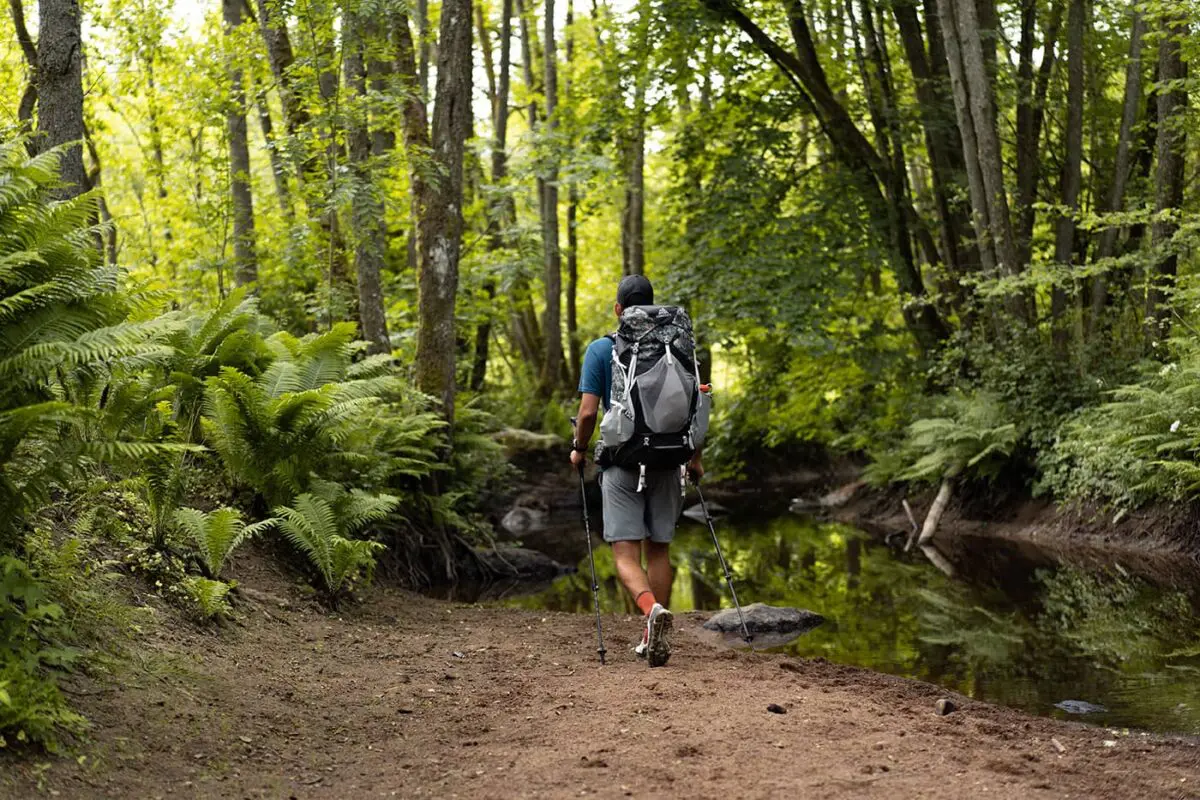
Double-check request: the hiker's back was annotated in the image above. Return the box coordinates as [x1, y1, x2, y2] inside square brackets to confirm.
[598, 305, 710, 471]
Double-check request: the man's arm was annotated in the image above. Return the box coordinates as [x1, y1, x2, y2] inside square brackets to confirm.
[570, 392, 601, 467]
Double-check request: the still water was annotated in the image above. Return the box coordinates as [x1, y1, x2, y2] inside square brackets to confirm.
[500, 512, 1200, 735]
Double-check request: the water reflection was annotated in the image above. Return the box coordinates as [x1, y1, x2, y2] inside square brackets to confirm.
[502, 513, 1200, 735]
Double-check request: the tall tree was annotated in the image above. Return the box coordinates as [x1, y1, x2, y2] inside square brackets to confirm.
[470, 0, 515, 391]
[539, 0, 563, 394]
[1049, 0, 1085, 348]
[564, 0, 581, 385]
[344, 12, 391, 354]
[1089, 11, 1146, 333]
[409, 0, 473, 419]
[36, 0, 88, 198]
[223, 0, 257, 287]
[10, 0, 38, 138]
[1145, 10, 1189, 345]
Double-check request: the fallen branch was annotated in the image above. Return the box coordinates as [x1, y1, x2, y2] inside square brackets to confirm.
[917, 476, 953, 545]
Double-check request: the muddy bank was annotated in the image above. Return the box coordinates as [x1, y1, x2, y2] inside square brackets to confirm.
[831, 485, 1200, 590]
[3, 554, 1198, 800]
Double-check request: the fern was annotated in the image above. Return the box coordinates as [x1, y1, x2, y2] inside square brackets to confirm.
[179, 576, 234, 620]
[273, 489, 394, 599]
[173, 507, 277, 577]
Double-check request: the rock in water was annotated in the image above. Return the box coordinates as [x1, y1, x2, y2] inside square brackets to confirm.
[702, 603, 825, 636]
[1054, 700, 1108, 715]
[475, 547, 570, 580]
[500, 506, 549, 535]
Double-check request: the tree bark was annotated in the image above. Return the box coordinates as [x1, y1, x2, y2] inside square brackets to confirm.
[344, 14, 391, 355]
[412, 0, 472, 420]
[36, 0, 87, 199]
[539, 0, 563, 395]
[223, 0, 257, 287]
[565, 0, 580, 388]
[1050, 0, 1085, 350]
[1089, 11, 1145, 334]
[619, 0, 651, 277]
[1145, 12, 1188, 346]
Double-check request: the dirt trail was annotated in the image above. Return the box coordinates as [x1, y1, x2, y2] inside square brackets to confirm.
[4, 558, 1199, 800]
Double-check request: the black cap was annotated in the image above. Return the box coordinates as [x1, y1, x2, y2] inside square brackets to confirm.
[616, 274, 654, 307]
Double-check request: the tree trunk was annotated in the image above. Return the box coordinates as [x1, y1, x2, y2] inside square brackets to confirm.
[1145, 12, 1188, 346]
[223, 0, 257, 287]
[1050, 0, 1084, 351]
[36, 0, 87, 199]
[565, 0, 580, 387]
[1015, 0, 1062, 267]
[539, 0, 563, 396]
[412, 0, 472, 420]
[892, 0, 976, 305]
[470, 0, 514, 392]
[11, 0, 38, 143]
[252, 77, 293, 218]
[253, 0, 309, 135]
[619, 0, 651, 278]
[1089, 11, 1145, 335]
[344, 14, 391, 355]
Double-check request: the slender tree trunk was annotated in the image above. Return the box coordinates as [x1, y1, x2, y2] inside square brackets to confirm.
[417, 0, 430, 99]
[36, 0, 87, 199]
[539, 0, 563, 395]
[512, 0, 545, 369]
[223, 0, 257, 287]
[620, 0, 651, 277]
[1050, 0, 1084, 351]
[412, 0, 472, 419]
[254, 0, 309, 135]
[565, 0, 580, 387]
[1089, 11, 1145, 335]
[470, 0, 514, 392]
[344, 14, 391, 354]
[1016, 1, 1063, 267]
[11, 0, 38, 144]
[1145, 12, 1188, 346]
[253, 77, 293, 218]
[892, 0, 976, 297]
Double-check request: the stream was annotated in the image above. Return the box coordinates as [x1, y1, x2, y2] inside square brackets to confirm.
[487, 510, 1200, 736]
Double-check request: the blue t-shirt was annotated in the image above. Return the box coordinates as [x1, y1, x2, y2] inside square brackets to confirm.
[578, 337, 613, 410]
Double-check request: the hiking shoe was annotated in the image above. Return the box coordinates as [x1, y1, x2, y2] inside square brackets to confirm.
[645, 603, 673, 668]
[633, 628, 648, 658]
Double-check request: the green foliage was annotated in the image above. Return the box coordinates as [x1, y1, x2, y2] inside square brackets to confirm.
[178, 576, 234, 621]
[0, 556, 87, 751]
[274, 488, 394, 598]
[1037, 352, 1200, 507]
[173, 507, 277, 578]
[869, 392, 1020, 486]
[202, 323, 412, 506]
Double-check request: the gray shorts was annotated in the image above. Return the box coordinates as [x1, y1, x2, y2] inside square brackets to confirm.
[600, 465, 685, 544]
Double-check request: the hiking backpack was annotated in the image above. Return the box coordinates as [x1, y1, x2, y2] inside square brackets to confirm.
[597, 305, 711, 474]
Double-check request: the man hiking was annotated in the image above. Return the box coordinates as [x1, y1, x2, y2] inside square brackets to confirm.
[570, 275, 708, 667]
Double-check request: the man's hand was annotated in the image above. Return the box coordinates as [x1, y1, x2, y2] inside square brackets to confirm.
[687, 454, 704, 482]
[570, 449, 586, 470]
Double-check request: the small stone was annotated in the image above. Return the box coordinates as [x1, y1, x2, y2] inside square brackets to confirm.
[935, 698, 956, 716]
[239, 735, 252, 744]
[767, 704, 787, 714]
[1050, 738, 1066, 753]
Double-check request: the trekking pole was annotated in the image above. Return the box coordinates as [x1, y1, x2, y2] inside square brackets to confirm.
[577, 463, 607, 664]
[571, 417, 607, 665]
[692, 477, 753, 647]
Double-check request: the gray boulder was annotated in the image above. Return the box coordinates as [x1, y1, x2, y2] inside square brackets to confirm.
[703, 603, 825, 636]
[476, 547, 571, 581]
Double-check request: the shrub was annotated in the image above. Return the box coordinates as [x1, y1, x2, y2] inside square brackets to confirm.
[274, 488, 394, 600]
[173, 507, 277, 578]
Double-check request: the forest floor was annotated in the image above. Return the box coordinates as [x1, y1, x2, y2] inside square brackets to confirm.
[3, 554, 1200, 800]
